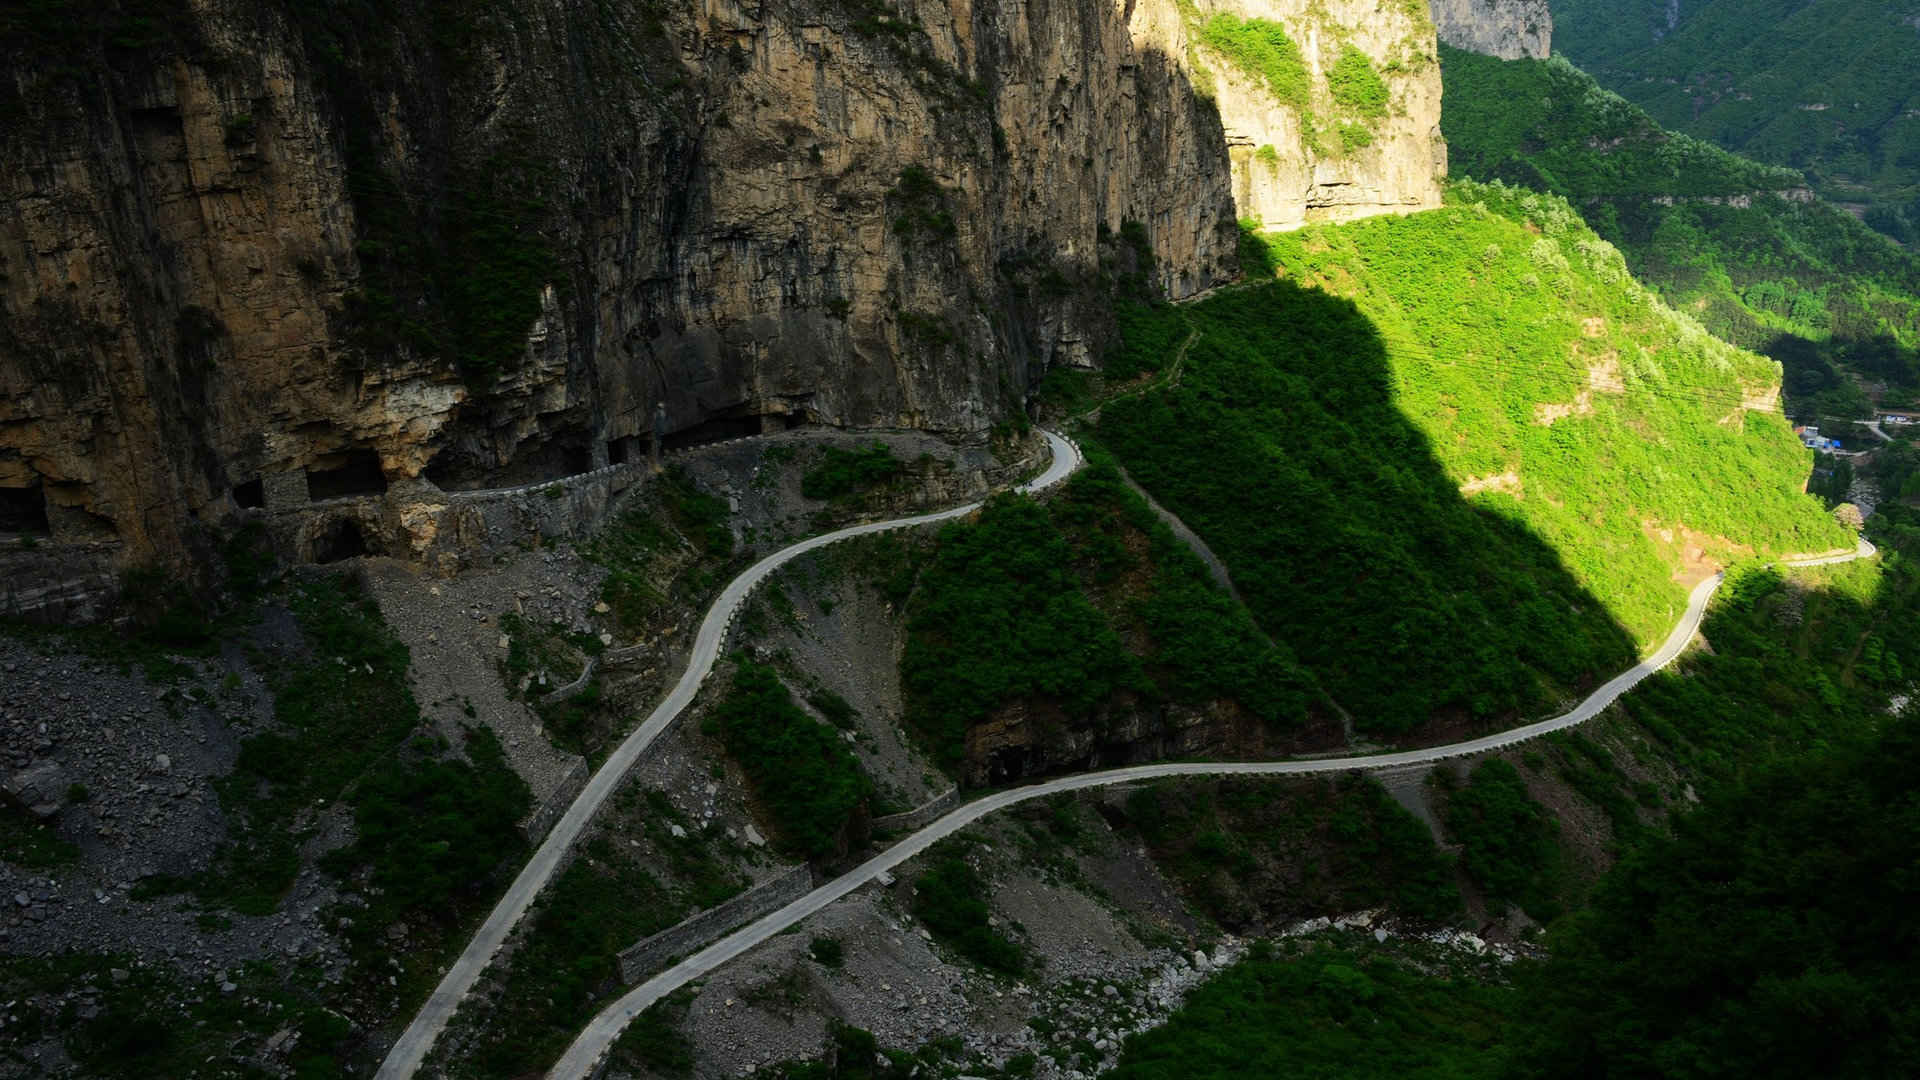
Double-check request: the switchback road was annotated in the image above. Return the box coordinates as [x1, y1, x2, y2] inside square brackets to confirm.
[547, 536, 1875, 1077]
[374, 431, 1084, 1080]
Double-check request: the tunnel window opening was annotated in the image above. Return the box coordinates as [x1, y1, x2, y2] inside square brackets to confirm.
[563, 445, 592, 475]
[0, 485, 51, 536]
[232, 479, 265, 509]
[606, 439, 629, 465]
[663, 415, 763, 451]
[306, 449, 387, 501]
[313, 519, 374, 563]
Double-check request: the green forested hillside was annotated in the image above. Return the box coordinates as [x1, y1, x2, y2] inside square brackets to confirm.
[1440, 46, 1920, 416]
[1549, 0, 1920, 239]
[1093, 183, 1846, 735]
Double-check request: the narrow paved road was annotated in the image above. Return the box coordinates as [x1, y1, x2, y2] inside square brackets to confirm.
[374, 432, 1084, 1080]
[549, 535, 1876, 1078]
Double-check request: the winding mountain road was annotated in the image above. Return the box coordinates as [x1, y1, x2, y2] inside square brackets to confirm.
[547, 533, 1876, 1078]
[373, 432, 1084, 1080]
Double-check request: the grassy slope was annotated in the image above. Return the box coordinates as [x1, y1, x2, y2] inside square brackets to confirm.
[1095, 182, 1845, 735]
[1550, 0, 1920, 226]
[1440, 45, 1920, 413]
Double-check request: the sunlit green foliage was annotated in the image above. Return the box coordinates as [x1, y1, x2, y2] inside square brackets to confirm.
[1198, 14, 1310, 109]
[1100, 187, 1844, 732]
[1440, 46, 1920, 410]
[1327, 46, 1389, 118]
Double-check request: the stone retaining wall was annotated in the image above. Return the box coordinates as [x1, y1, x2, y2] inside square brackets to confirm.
[521, 757, 590, 844]
[872, 787, 960, 833]
[616, 863, 816, 984]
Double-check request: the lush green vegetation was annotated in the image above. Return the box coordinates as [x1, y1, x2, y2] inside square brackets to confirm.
[1099, 186, 1844, 733]
[1108, 941, 1514, 1080]
[1198, 15, 1310, 110]
[912, 845, 1027, 974]
[1507, 713, 1920, 1078]
[1113, 776, 1461, 926]
[1104, 299, 1189, 381]
[705, 659, 873, 858]
[902, 463, 1315, 773]
[1440, 46, 1920, 417]
[1621, 553, 1920, 783]
[1551, 0, 1920, 237]
[1439, 759, 1563, 921]
[801, 442, 906, 501]
[1327, 46, 1389, 119]
[902, 494, 1142, 770]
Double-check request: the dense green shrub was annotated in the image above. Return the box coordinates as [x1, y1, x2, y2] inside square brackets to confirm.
[912, 849, 1025, 974]
[1108, 943, 1513, 1079]
[902, 494, 1141, 769]
[1198, 15, 1310, 110]
[1440, 47, 1920, 406]
[1551, 0, 1920, 232]
[323, 725, 530, 933]
[1117, 776, 1460, 925]
[1508, 715, 1920, 1079]
[1327, 46, 1388, 118]
[1104, 299, 1187, 381]
[704, 660, 872, 858]
[1442, 759, 1562, 920]
[802, 443, 905, 500]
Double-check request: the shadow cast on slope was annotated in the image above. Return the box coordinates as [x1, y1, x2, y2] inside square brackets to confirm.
[1097, 280, 1642, 739]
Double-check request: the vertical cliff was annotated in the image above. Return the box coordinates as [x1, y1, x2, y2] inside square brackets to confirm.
[1430, 0, 1552, 60]
[1187, 0, 1448, 231]
[0, 0, 1445, 590]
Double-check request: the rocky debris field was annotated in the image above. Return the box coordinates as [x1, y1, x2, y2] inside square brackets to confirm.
[363, 546, 602, 822]
[0, 634, 352, 981]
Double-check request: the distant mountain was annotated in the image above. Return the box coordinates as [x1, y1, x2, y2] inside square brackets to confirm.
[1549, 0, 1920, 242]
[1441, 44, 1920, 421]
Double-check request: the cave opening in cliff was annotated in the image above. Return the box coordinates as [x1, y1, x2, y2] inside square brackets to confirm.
[663, 414, 769, 451]
[0, 484, 51, 537]
[232, 479, 265, 510]
[312, 519, 379, 563]
[606, 436, 641, 466]
[306, 450, 388, 501]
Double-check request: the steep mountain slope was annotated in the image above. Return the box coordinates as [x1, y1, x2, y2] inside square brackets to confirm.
[1440, 46, 1920, 418]
[1091, 182, 1846, 736]
[1549, 0, 1920, 238]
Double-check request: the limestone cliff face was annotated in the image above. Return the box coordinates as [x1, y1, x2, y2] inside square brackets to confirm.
[1196, 0, 1447, 231]
[1431, 0, 1552, 60]
[0, 0, 1442, 590]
